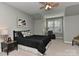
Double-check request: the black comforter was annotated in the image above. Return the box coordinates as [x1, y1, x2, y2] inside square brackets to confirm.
[13, 31, 51, 54]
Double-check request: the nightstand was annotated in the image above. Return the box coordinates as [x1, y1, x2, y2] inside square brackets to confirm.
[1, 41, 18, 55]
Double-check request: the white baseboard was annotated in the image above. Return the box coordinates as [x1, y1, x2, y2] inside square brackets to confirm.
[56, 37, 63, 39]
[64, 41, 72, 44]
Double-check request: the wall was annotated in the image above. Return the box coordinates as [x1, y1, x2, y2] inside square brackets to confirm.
[33, 6, 79, 44]
[64, 15, 79, 43]
[33, 7, 65, 35]
[34, 19, 45, 35]
[65, 4, 79, 16]
[0, 3, 33, 41]
[64, 4, 79, 43]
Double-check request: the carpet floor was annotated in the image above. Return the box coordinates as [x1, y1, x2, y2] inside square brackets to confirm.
[0, 39, 79, 56]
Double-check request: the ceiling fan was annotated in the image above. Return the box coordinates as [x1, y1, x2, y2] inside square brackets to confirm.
[40, 2, 59, 11]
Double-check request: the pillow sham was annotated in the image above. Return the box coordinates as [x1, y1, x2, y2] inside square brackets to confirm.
[22, 32, 31, 37]
[15, 32, 23, 37]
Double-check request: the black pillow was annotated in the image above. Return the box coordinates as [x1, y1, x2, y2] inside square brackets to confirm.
[48, 31, 53, 35]
[16, 32, 23, 37]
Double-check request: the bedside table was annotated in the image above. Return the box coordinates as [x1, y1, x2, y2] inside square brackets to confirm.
[1, 41, 18, 55]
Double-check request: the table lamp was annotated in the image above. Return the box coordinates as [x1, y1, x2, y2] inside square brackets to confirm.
[0, 27, 8, 42]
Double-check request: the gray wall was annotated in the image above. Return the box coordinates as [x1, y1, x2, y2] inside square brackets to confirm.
[33, 7, 65, 35]
[64, 15, 79, 43]
[65, 4, 79, 16]
[63, 4, 79, 43]
[34, 19, 45, 35]
[33, 4, 79, 43]
[0, 3, 33, 41]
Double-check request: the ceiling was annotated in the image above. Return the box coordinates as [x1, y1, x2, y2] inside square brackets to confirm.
[65, 4, 79, 16]
[4, 2, 79, 15]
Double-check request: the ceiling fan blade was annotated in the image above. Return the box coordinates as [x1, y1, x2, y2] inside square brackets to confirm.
[40, 6, 45, 9]
[54, 3, 59, 6]
[55, 3, 59, 6]
[51, 3, 59, 7]
[39, 2, 59, 11]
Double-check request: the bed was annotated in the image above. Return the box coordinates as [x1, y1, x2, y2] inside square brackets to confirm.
[13, 30, 51, 54]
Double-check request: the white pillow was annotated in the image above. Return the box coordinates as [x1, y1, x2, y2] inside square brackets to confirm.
[22, 32, 31, 37]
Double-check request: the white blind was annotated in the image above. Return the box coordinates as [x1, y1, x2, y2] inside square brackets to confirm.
[47, 17, 63, 33]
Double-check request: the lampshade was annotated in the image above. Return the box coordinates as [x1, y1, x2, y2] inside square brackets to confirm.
[0, 26, 8, 42]
[0, 29, 8, 35]
[0, 27, 8, 35]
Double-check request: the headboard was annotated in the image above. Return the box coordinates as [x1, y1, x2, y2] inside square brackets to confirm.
[13, 30, 30, 41]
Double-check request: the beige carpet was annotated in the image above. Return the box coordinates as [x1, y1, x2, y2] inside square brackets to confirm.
[1, 39, 79, 56]
[45, 39, 79, 56]
[9, 49, 36, 56]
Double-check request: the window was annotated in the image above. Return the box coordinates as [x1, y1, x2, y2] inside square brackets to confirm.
[47, 17, 62, 33]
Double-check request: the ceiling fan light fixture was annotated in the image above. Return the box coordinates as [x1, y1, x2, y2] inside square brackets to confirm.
[45, 5, 52, 10]
[49, 5, 52, 8]
[45, 5, 49, 10]
[40, 2, 59, 11]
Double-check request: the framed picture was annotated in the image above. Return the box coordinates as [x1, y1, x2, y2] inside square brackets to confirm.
[17, 18, 26, 27]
